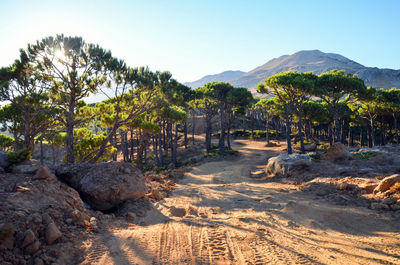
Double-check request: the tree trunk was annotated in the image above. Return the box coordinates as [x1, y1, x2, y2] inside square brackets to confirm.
[227, 125, 231, 150]
[205, 116, 212, 153]
[40, 135, 44, 165]
[285, 111, 293, 154]
[183, 121, 188, 149]
[333, 106, 340, 142]
[297, 116, 305, 154]
[136, 130, 144, 169]
[218, 108, 226, 155]
[158, 125, 163, 166]
[65, 109, 75, 163]
[266, 113, 270, 145]
[370, 119, 375, 147]
[192, 110, 195, 145]
[172, 124, 178, 166]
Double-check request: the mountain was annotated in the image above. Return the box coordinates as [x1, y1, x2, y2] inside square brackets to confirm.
[184, 70, 245, 89]
[186, 50, 400, 93]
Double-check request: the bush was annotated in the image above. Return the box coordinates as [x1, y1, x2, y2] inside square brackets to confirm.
[7, 148, 32, 165]
[317, 144, 329, 151]
[351, 151, 377, 159]
[0, 134, 14, 151]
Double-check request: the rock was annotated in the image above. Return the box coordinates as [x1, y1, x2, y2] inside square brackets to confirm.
[303, 143, 316, 151]
[21, 229, 36, 248]
[338, 182, 348, 190]
[0, 227, 14, 250]
[0, 151, 10, 168]
[361, 183, 378, 194]
[370, 202, 390, 210]
[373, 174, 400, 193]
[34, 258, 44, 265]
[391, 203, 400, 211]
[31, 213, 42, 225]
[33, 166, 57, 182]
[382, 197, 398, 205]
[41, 213, 53, 225]
[249, 170, 265, 178]
[45, 222, 62, 245]
[322, 143, 350, 160]
[169, 206, 186, 217]
[56, 162, 148, 210]
[126, 212, 136, 219]
[25, 240, 40, 254]
[266, 154, 311, 178]
[12, 160, 42, 174]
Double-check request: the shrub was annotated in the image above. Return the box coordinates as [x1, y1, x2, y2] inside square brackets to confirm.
[0, 134, 14, 151]
[351, 151, 377, 159]
[317, 144, 329, 151]
[7, 148, 32, 165]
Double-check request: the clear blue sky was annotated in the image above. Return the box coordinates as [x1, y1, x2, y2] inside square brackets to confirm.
[0, 0, 399, 82]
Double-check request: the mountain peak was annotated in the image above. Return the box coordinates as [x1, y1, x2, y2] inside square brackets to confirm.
[186, 50, 400, 92]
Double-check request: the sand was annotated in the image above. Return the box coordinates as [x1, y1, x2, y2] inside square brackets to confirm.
[80, 139, 400, 265]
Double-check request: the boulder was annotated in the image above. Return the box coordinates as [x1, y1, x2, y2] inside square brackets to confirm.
[371, 202, 390, 210]
[266, 154, 311, 178]
[12, 160, 42, 174]
[25, 240, 40, 254]
[21, 229, 36, 248]
[56, 162, 149, 210]
[382, 197, 398, 205]
[45, 222, 62, 245]
[0, 151, 10, 169]
[360, 183, 378, 194]
[373, 174, 400, 193]
[303, 143, 316, 151]
[33, 166, 57, 182]
[322, 143, 350, 161]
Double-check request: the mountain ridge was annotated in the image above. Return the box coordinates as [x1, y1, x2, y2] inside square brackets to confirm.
[185, 50, 400, 93]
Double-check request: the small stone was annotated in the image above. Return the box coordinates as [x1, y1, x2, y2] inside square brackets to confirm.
[31, 213, 42, 224]
[42, 213, 53, 225]
[382, 197, 398, 205]
[371, 202, 390, 210]
[0, 233, 14, 250]
[65, 218, 73, 225]
[25, 240, 40, 254]
[126, 212, 136, 219]
[374, 174, 400, 193]
[34, 258, 44, 265]
[121, 167, 131, 174]
[361, 183, 378, 194]
[45, 222, 62, 245]
[21, 229, 36, 248]
[33, 166, 57, 181]
[338, 182, 348, 190]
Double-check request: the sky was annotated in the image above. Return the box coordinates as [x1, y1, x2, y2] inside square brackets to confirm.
[0, 0, 399, 83]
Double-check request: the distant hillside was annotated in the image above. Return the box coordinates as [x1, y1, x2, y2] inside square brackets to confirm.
[186, 50, 400, 93]
[184, 70, 245, 88]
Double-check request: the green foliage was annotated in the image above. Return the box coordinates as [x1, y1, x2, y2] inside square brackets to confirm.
[7, 148, 33, 165]
[351, 151, 377, 159]
[306, 152, 319, 159]
[0, 134, 14, 151]
[317, 144, 329, 151]
[232, 129, 280, 139]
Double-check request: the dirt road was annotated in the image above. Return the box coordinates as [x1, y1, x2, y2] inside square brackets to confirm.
[81, 140, 400, 265]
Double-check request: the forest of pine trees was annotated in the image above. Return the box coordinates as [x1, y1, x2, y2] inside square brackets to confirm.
[1, 35, 400, 169]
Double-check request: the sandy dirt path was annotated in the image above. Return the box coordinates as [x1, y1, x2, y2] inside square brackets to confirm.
[81, 140, 400, 265]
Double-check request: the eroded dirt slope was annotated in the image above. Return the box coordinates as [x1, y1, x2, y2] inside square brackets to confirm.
[80, 140, 400, 265]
